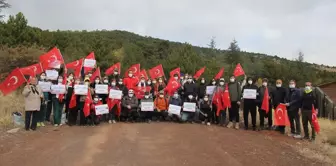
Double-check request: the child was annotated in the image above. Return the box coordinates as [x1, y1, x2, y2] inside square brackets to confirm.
[88, 95, 102, 126]
[108, 79, 121, 124]
[153, 91, 169, 121]
[200, 95, 212, 126]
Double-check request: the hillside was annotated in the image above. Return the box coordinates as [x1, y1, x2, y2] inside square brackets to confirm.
[1, 12, 336, 86]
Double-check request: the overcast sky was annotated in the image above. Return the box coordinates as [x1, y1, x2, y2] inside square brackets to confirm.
[4, 0, 336, 66]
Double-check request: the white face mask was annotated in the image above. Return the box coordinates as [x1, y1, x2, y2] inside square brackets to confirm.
[204, 97, 209, 101]
[201, 80, 205, 84]
[94, 98, 99, 102]
[230, 78, 235, 82]
[40, 76, 46, 80]
[141, 80, 145, 83]
[219, 82, 224, 86]
[212, 81, 216, 85]
[114, 71, 118, 75]
[88, 74, 92, 77]
[188, 95, 193, 99]
[69, 76, 74, 80]
[104, 80, 108, 83]
[152, 80, 157, 84]
[180, 77, 184, 80]
[248, 80, 253, 84]
[159, 95, 164, 98]
[262, 82, 267, 86]
[173, 94, 178, 98]
[95, 80, 99, 83]
[188, 79, 192, 83]
[85, 82, 90, 85]
[147, 81, 151, 85]
[129, 93, 134, 97]
[111, 82, 116, 86]
[118, 81, 123, 85]
[289, 84, 295, 88]
[159, 80, 163, 83]
[276, 84, 281, 87]
[128, 74, 133, 77]
[144, 95, 149, 99]
[58, 79, 63, 83]
[305, 86, 312, 91]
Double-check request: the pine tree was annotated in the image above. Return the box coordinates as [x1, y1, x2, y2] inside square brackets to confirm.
[0, 0, 10, 19]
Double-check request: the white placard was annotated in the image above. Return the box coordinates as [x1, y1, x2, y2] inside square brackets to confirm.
[74, 85, 88, 95]
[168, 104, 181, 115]
[141, 102, 154, 111]
[206, 86, 216, 94]
[183, 102, 196, 112]
[95, 84, 108, 94]
[50, 84, 66, 94]
[109, 89, 122, 99]
[243, 89, 257, 99]
[46, 70, 59, 80]
[38, 81, 52, 92]
[95, 104, 109, 115]
[83, 59, 96, 68]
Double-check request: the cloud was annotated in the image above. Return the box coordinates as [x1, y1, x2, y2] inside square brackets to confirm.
[3, 0, 336, 66]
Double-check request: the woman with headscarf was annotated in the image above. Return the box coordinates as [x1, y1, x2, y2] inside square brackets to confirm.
[36, 72, 50, 127]
[64, 73, 75, 123]
[51, 75, 67, 127]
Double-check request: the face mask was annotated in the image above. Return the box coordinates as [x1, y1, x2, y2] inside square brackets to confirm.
[95, 80, 99, 83]
[145, 95, 149, 99]
[153, 80, 157, 84]
[188, 95, 193, 99]
[58, 79, 63, 83]
[69, 76, 74, 80]
[180, 77, 184, 80]
[212, 81, 216, 85]
[262, 82, 267, 86]
[40, 76, 46, 80]
[305, 86, 311, 91]
[219, 82, 224, 86]
[119, 81, 123, 85]
[88, 74, 92, 77]
[248, 80, 253, 84]
[230, 78, 235, 82]
[174, 77, 178, 80]
[159, 95, 164, 98]
[201, 80, 205, 84]
[129, 93, 134, 97]
[204, 97, 209, 101]
[159, 80, 163, 83]
[94, 98, 99, 102]
[85, 82, 90, 85]
[173, 94, 178, 98]
[75, 81, 80, 84]
[188, 79, 192, 83]
[147, 81, 151, 85]
[114, 72, 118, 75]
[141, 80, 145, 83]
[276, 84, 281, 87]
[111, 82, 116, 86]
[289, 84, 295, 88]
[128, 74, 133, 77]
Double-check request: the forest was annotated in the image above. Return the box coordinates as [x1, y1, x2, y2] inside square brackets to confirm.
[0, 12, 336, 86]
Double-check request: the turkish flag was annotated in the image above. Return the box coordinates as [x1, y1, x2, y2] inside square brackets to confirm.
[105, 62, 121, 76]
[274, 103, 290, 126]
[222, 83, 231, 109]
[90, 67, 101, 83]
[20, 63, 43, 77]
[233, 63, 245, 77]
[134, 86, 152, 99]
[66, 59, 83, 78]
[261, 87, 270, 113]
[124, 64, 140, 78]
[193, 67, 206, 80]
[39, 47, 64, 70]
[212, 90, 223, 116]
[107, 98, 121, 115]
[149, 64, 165, 80]
[138, 69, 149, 80]
[164, 77, 181, 96]
[170, 67, 180, 78]
[69, 93, 77, 109]
[312, 105, 320, 133]
[83, 90, 92, 117]
[84, 52, 95, 74]
[214, 68, 224, 80]
[0, 68, 27, 96]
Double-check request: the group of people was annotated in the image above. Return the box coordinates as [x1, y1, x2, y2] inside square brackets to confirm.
[22, 67, 318, 141]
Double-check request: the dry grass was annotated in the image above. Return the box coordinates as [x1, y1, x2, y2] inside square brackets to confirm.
[0, 92, 25, 129]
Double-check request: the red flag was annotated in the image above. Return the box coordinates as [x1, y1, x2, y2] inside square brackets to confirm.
[164, 77, 181, 96]
[105, 62, 121, 76]
[170, 67, 180, 78]
[124, 64, 140, 78]
[138, 69, 149, 80]
[149, 64, 165, 80]
[69, 93, 77, 109]
[261, 87, 270, 113]
[233, 63, 245, 77]
[312, 105, 320, 133]
[20, 63, 43, 77]
[90, 67, 101, 83]
[66, 59, 83, 70]
[39, 47, 64, 69]
[222, 83, 231, 109]
[84, 52, 96, 74]
[0, 68, 27, 96]
[193, 67, 206, 80]
[214, 68, 224, 80]
[274, 103, 290, 126]
[83, 90, 92, 117]
[134, 86, 152, 99]
[212, 90, 223, 116]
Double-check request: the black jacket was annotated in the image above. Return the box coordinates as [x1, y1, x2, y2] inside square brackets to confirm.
[257, 86, 272, 106]
[242, 84, 258, 104]
[183, 82, 197, 97]
[287, 88, 302, 111]
[301, 90, 318, 111]
[197, 83, 207, 99]
[272, 86, 287, 108]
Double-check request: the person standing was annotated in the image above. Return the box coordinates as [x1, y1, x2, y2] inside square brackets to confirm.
[212, 78, 226, 126]
[22, 77, 43, 131]
[257, 78, 273, 130]
[242, 77, 258, 130]
[300, 82, 318, 141]
[37, 72, 50, 127]
[64, 73, 75, 123]
[51, 75, 67, 127]
[197, 78, 207, 100]
[227, 75, 242, 129]
[285, 80, 302, 138]
[272, 79, 287, 134]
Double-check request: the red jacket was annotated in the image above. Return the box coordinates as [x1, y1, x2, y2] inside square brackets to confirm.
[123, 77, 138, 90]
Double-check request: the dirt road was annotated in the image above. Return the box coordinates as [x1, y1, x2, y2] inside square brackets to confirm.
[0, 123, 331, 166]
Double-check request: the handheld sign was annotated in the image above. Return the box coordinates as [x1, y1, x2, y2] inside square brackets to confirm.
[141, 102, 154, 111]
[206, 86, 216, 94]
[38, 81, 52, 92]
[109, 89, 122, 99]
[46, 70, 59, 80]
[95, 84, 108, 94]
[183, 102, 196, 112]
[83, 59, 96, 68]
[74, 85, 88, 95]
[50, 84, 66, 94]
[168, 104, 181, 115]
[95, 104, 109, 115]
[243, 89, 257, 99]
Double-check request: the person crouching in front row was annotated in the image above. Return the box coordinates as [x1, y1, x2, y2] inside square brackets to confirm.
[200, 95, 212, 126]
[181, 94, 197, 123]
[121, 89, 139, 122]
[153, 91, 169, 121]
[140, 92, 154, 123]
[87, 95, 102, 126]
[168, 92, 183, 122]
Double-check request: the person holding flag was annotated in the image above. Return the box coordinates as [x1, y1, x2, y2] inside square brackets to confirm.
[108, 79, 121, 124]
[68, 77, 82, 126]
[123, 70, 138, 90]
[242, 77, 258, 130]
[271, 79, 288, 134]
[300, 82, 318, 141]
[212, 78, 226, 126]
[64, 73, 75, 123]
[257, 78, 273, 130]
[227, 75, 242, 129]
[79, 79, 91, 125]
[285, 80, 302, 138]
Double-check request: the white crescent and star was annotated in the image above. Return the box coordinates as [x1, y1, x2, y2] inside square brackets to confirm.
[74, 60, 79, 66]
[276, 108, 283, 120]
[132, 67, 138, 73]
[8, 76, 18, 86]
[172, 81, 178, 88]
[32, 66, 37, 72]
[155, 69, 160, 75]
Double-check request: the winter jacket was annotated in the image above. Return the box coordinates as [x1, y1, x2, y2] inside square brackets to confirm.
[242, 84, 258, 104]
[169, 97, 183, 106]
[228, 81, 241, 102]
[123, 77, 138, 90]
[257, 86, 272, 106]
[154, 97, 169, 111]
[301, 90, 318, 111]
[197, 83, 207, 99]
[183, 82, 197, 97]
[22, 85, 43, 111]
[287, 88, 302, 111]
[122, 95, 138, 109]
[272, 86, 287, 107]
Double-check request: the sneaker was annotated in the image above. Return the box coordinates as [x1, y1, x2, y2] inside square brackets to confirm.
[112, 120, 116, 124]
[235, 123, 239, 130]
[227, 122, 233, 128]
[206, 122, 211, 126]
[108, 120, 112, 124]
[59, 124, 63, 126]
[147, 120, 151, 124]
[54, 124, 59, 127]
[303, 136, 310, 140]
[37, 122, 41, 127]
[202, 121, 205, 125]
[288, 133, 295, 137]
[41, 122, 45, 127]
[294, 135, 303, 139]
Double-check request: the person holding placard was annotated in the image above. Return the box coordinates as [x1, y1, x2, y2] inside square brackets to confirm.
[242, 77, 258, 130]
[65, 73, 75, 122]
[227, 75, 242, 129]
[107, 79, 121, 124]
[36, 72, 51, 127]
[154, 77, 166, 97]
[100, 76, 109, 104]
[88, 95, 102, 126]
[140, 92, 154, 123]
[79, 79, 91, 125]
[121, 89, 139, 122]
[197, 78, 207, 101]
[181, 94, 197, 123]
[200, 95, 212, 126]
[168, 91, 183, 122]
[51, 75, 67, 127]
[153, 91, 169, 121]
[117, 78, 128, 96]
